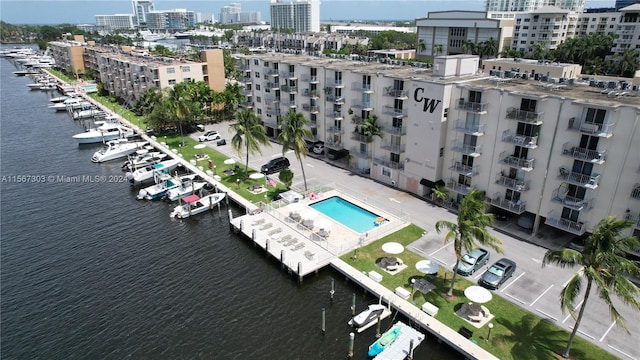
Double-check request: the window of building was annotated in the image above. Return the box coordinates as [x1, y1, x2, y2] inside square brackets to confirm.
[167, 67, 175, 74]
[254, 59, 259, 65]
[257, 108, 262, 114]
[256, 84, 261, 91]
[183, 78, 191, 82]
[256, 96, 261, 103]
[181, 66, 190, 72]
[168, 79, 176, 85]
[255, 72, 260, 78]
[382, 167, 391, 177]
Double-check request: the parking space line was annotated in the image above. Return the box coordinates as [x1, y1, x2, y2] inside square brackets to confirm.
[505, 293, 527, 305]
[535, 308, 559, 322]
[431, 256, 448, 267]
[568, 326, 595, 340]
[429, 243, 452, 257]
[562, 299, 583, 323]
[530, 285, 554, 306]
[500, 271, 525, 293]
[599, 320, 617, 342]
[473, 272, 483, 280]
[607, 344, 637, 360]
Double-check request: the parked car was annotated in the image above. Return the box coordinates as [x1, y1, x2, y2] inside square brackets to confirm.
[312, 141, 325, 155]
[456, 248, 490, 276]
[198, 130, 221, 142]
[327, 149, 349, 160]
[479, 258, 516, 290]
[568, 234, 588, 252]
[516, 213, 534, 230]
[260, 157, 290, 174]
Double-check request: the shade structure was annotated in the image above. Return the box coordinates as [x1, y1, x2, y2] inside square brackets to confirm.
[288, 202, 304, 213]
[300, 209, 316, 221]
[249, 172, 265, 180]
[415, 259, 440, 275]
[194, 144, 206, 149]
[314, 219, 331, 230]
[464, 285, 493, 304]
[223, 158, 236, 165]
[381, 242, 404, 255]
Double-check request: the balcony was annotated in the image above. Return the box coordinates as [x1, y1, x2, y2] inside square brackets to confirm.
[453, 120, 485, 136]
[456, 99, 488, 114]
[558, 167, 600, 189]
[280, 85, 297, 93]
[266, 69, 279, 77]
[352, 82, 373, 93]
[495, 174, 530, 192]
[551, 187, 592, 211]
[501, 130, 538, 148]
[567, 117, 615, 138]
[545, 210, 587, 235]
[451, 140, 482, 156]
[240, 88, 252, 96]
[265, 96, 280, 104]
[325, 80, 344, 88]
[499, 151, 534, 171]
[302, 89, 319, 98]
[238, 101, 254, 108]
[445, 179, 476, 195]
[449, 161, 480, 176]
[327, 126, 344, 134]
[561, 142, 606, 164]
[506, 107, 544, 124]
[373, 156, 404, 170]
[615, 29, 635, 35]
[281, 101, 297, 108]
[326, 111, 343, 119]
[265, 108, 281, 116]
[632, 184, 640, 200]
[351, 100, 373, 111]
[489, 193, 526, 214]
[381, 142, 406, 153]
[624, 211, 640, 230]
[307, 120, 319, 128]
[262, 118, 278, 128]
[443, 199, 460, 213]
[326, 95, 345, 104]
[325, 139, 344, 150]
[382, 106, 408, 118]
[238, 76, 252, 84]
[351, 115, 365, 125]
[350, 132, 373, 143]
[381, 126, 407, 136]
[280, 72, 296, 79]
[300, 74, 318, 83]
[350, 146, 372, 159]
[302, 104, 319, 113]
[265, 82, 280, 90]
[383, 87, 408, 99]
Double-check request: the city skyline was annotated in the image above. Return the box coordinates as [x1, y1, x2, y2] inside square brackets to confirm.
[0, 0, 617, 25]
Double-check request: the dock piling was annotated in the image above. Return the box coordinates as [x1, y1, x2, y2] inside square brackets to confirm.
[321, 308, 326, 335]
[280, 250, 285, 269]
[330, 279, 335, 301]
[265, 238, 270, 254]
[408, 338, 414, 360]
[348, 332, 355, 358]
[376, 316, 381, 338]
[351, 293, 356, 315]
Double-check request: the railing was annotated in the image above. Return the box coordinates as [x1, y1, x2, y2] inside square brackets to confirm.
[558, 167, 600, 189]
[383, 87, 408, 98]
[280, 85, 297, 93]
[262, 118, 278, 128]
[349, 146, 372, 158]
[373, 156, 404, 170]
[265, 108, 281, 116]
[501, 130, 538, 148]
[382, 107, 408, 117]
[265, 96, 280, 104]
[238, 76, 252, 83]
[624, 212, 640, 229]
[307, 120, 319, 128]
[302, 104, 319, 112]
[505, 107, 544, 124]
[632, 184, 640, 200]
[302, 89, 319, 98]
[449, 161, 479, 176]
[238, 101, 254, 108]
[381, 126, 407, 135]
[300, 74, 318, 82]
[266, 69, 279, 76]
[453, 120, 485, 135]
[456, 99, 488, 113]
[445, 180, 475, 195]
[545, 210, 587, 235]
[326, 95, 345, 103]
[551, 187, 592, 211]
[352, 82, 373, 92]
[495, 174, 530, 192]
[351, 115, 365, 124]
[325, 80, 344, 87]
[265, 82, 280, 89]
[489, 194, 526, 214]
[451, 140, 482, 156]
[351, 100, 372, 109]
[281, 101, 297, 107]
[567, 117, 615, 137]
[561, 142, 607, 163]
[325, 139, 343, 150]
[326, 111, 343, 119]
[380, 143, 406, 153]
[499, 151, 534, 170]
[240, 88, 252, 96]
[327, 126, 344, 134]
[280, 71, 295, 79]
[350, 132, 373, 143]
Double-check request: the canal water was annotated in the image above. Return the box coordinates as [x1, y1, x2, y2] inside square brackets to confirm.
[0, 53, 461, 359]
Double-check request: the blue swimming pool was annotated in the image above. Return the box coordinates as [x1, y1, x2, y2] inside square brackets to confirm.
[309, 196, 381, 233]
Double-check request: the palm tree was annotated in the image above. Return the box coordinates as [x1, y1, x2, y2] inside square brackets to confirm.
[462, 40, 475, 55]
[435, 189, 503, 297]
[418, 39, 426, 53]
[542, 216, 640, 359]
[431, 184, 448, 206]
[614, 49, 639, 77]
[529, 41, 548, 60]
[165, 83, 192, 147]
[481, 38, 498, 59]
[358, 114, 383, 160]
[229, 109, 270, 177]
[278, 111, 312, 191]
[433, 44, 443, 56]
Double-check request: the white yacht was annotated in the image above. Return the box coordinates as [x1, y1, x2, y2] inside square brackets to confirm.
[72, 123, 135, 144]
[137, 173, 196, 200]
[165, 178, 209, 202]
[169, 193, 226, 219]
[121, 151, 167, 172]
[91, 140, 148, 163]
[126, 159, 181, 185]
[72, 108, 104, 120]
[348, 298, 392, 333]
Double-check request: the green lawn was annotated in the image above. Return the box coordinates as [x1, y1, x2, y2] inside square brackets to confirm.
[340, 225, 617, 360]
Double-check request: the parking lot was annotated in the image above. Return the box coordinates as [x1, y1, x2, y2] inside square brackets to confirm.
[194, 123, 639, 360]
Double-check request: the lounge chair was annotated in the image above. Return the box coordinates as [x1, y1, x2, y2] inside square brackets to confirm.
[251, 218, 266, 226]
[259, 223, 273, 231]
[292, 243, 305, 251]
[268, 227, 282, 236]
[278, 235, 292, 243]
[304, 250, 315, 260]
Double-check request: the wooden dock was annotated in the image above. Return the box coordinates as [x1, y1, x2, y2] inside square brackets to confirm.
[372, 321, 425, 360]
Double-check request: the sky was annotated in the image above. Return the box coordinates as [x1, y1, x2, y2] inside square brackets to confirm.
[0, 0, 617, 25]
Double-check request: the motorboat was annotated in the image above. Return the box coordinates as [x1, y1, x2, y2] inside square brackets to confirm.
[72, 108, 105, 120]
[122, 151, 167, 172]
[348, 300, 392, 333]
[13, 69, 38, 76]
[49, 95, 69, 103]
[170, 193, 226, 219]
[126, 159, 181, 185]
[39, 83, 57, 91]
[49, 98, 89, 112]
[91, 140, 148, 163]
[367, 325, 401, 357]
[72, 123, 135, 144]
[164, 177, 209, 202]
[26, 82, 44, 90]
[137, 173, 195, 200]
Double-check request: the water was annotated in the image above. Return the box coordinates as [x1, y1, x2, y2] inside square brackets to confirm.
[310, 196, 380, 233]
[0, 52, 462, 359]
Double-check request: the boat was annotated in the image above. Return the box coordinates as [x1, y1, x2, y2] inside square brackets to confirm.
[49, 95, 69, 103]
[367, 325, 402, 357]
[39, 83, 57, 91]
[72, 108, 105, 120]
[164, 177, 209, 201]
[26, 82, 44, 90]
[126, 159, 181, 185]
[13, 69, 38, 76]
[169, 193, 226, 219]
[348, 300, 392, 333]
[122, 151, 168, 172]
[137, 173, 195, 200]
[72, 123, 135, 144]
[91, 140, 148, 163]
[49, 97, 90, 112]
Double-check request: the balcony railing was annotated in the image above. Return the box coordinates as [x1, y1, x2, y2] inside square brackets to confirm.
[265, 108, 281, 116]
[624, 212, 640, 230]
[265, 82, 280, 89]
[451, 140, 482, 156]
[326, 95, 345, 103]
[545, 210, 587, 235]
[501, 130, 538, 148]
[325, 80, 344, 88]
[281, 101, 297, 108]
[350, 132, 373, 143]
[302, 104, 319, 113]
[325, 139, 344, 150]
[449, 161, 480, 176]
[307, 120, 319, 128]
[499, 151, 534, 171]
[383, 87, 408, 98]
[349, 146, 371, 159]
[456, 99, 488, 114]
[266, 69, 279, 76]
[280, 85, 297, 93]
[280, 72, 296, 79]
[300, 74, 318, 83]
[558, 167, 600, 189]
[489, 193, 526, 214]
[551, 187, 592, 211]
[262, 118, 278, 128]
[238, 76, 252, 84]
[561, 142, 606, 164]
[238, 101, 254, 108]
[326, 111, 343, 119]
[373, 156, 404, 170]
[302, 89, 319, 98]
[352, 82, 373, 92]
[453, 120, 485, 135]
[445, 180, 476, 195]
[495, 174, 530, 192]
[381, 126, 407, 135]
[632, 184, 640, 200]
[381, 142, 406, 153]
[351, 115, 365, 124]
[506, 107, 544, 124]
[382, 107, 408, 117]
[327, 126, 344, 134]
[567, 117, 615, 138]
[351, 100, 373, 110]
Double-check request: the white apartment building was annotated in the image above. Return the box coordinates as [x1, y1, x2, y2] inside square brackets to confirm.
[269, 0, 320, 33]
[331, 25, 415, 36]
[612, 4, 640, 56]
[486, 0, 586, 13]
[219, 3, 261, 24]
[511, 6, 573, 52]
[235, 53, 640, 240]
[576, 10, 619, 36]
[146, 9, 196, 31]
[132, 0, 155, 27]
[95, 14, 135, 30]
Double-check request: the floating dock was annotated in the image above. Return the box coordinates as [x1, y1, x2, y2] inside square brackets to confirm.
[371, 321, 425, 360]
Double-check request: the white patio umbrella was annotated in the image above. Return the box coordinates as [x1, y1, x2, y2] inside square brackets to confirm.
[415, 259, 440, 276]
[464, 285, 493, 304]
[194, 144, 206, 149]
[300, 209, 316, 228]
[381, 242, 404, 255]
[223, 158, 236, 165]
[249, 172, 265, 180]
[314, 219, 331, 230]
[288, 202, 304, 213]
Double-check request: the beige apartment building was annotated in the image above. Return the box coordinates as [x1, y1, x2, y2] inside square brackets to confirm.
[235, 52, 640, 239]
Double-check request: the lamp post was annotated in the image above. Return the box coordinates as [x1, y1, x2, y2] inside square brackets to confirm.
[411, 278, 416, 299]
[236, 178, 240, 189]
[213, 165, 217, 175]
[487, 323, 494, 342]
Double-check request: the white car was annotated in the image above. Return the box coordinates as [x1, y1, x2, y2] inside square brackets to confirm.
[198, 130, 221, 142]
[312, 142, 325, 155]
